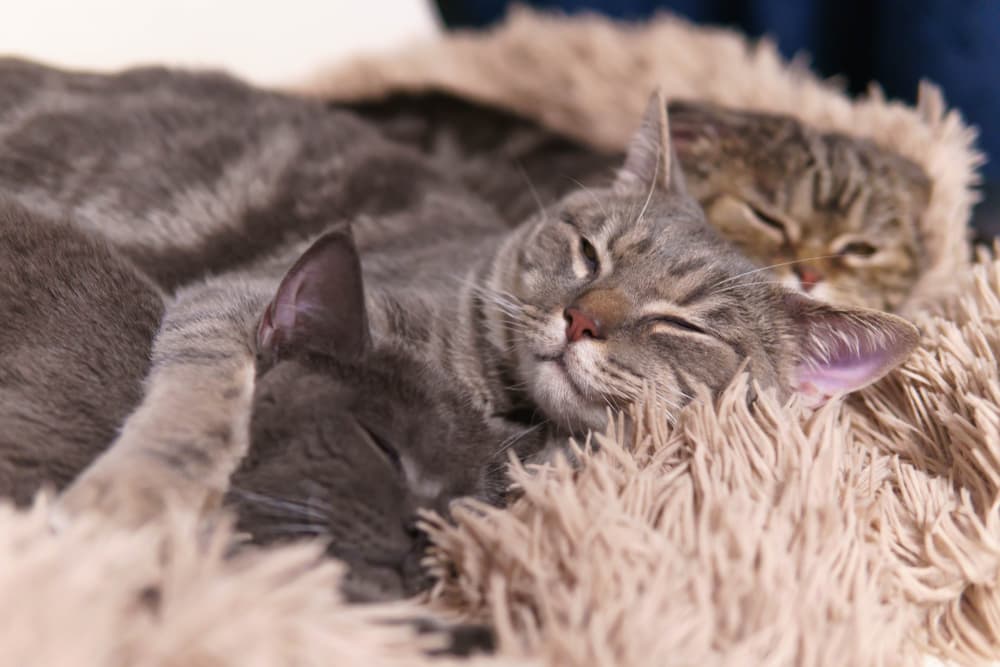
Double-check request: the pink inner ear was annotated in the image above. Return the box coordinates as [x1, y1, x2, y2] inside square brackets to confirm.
[796, 348, 890, 400]
[786, 291, 918, 407]
[670, 127, 700, 147]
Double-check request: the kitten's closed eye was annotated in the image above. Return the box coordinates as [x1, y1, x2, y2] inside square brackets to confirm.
[358, 421, 402, 471]
[747, 204, 787, 234]
[837, 240, 878, 258]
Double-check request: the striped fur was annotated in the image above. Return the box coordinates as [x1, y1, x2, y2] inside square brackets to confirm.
[0, 60, 918, 523]
[345, 93, 931, 311]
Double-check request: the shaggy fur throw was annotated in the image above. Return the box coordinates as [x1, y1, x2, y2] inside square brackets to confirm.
[4, 9, 994, 667]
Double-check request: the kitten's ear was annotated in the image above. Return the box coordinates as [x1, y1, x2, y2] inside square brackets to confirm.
[257, 230, 371, 363]
[892, 154, 934, 212]
[616, 90, 687, 195]
[666, 100, 726, 159]
[784, 292, 919, 406]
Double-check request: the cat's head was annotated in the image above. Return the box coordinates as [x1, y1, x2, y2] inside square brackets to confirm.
[486, 93, 920, 433]
[667, 100, 931, 311]
[232, 232, 529, 602]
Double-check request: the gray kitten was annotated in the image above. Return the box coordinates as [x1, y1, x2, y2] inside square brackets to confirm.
[0, 60, 917, 526]
[227, 231, 525, 602]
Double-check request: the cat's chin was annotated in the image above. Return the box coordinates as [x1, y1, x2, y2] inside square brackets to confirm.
[526, 354, 609, 434]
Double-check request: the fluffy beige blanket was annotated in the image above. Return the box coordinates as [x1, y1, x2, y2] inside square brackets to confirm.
[6, 9, 996, 667]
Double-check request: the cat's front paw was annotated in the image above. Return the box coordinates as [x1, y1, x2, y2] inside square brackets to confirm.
[54, 459, 214, 529]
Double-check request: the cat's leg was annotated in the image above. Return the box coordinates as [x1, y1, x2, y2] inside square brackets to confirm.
[55, 276, 271, 526]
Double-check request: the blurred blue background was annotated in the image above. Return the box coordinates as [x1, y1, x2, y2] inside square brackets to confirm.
[434, 0, 1000, 238]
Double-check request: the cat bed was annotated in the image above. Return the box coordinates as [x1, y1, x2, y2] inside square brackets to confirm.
[4, 9, 995, 667]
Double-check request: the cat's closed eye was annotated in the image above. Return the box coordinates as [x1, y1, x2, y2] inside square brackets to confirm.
[837, 240, 879, 258]
[357, 421, 402, 471]
[645, 315, 706, 335]
[747, 204, 788, 235]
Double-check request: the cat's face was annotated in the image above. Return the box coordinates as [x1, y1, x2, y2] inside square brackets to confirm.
[495, 187, 781, 433]
[231, 231, 534, 602]
[484, 95, 920, 434]
[669, 101, 931, 312]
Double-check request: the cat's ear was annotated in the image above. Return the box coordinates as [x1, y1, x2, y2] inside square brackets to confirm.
[615, 90, 687, 195]
[257, 230, 371, 363]
[666, 100, 734, 156]
[784, 292, 919, 406]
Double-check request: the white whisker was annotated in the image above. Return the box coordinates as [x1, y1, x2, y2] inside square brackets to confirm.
[517, 162, 548, 221]
[710, 279, 798, 296]
[634, 151, 659, 226]
[711, 254, 841, 289]
[230, 487, 327, 522]
[566, 176, 610, 219]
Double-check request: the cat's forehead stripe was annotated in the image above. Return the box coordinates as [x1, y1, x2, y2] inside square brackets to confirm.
[664, 257, 710, 278]
[606, 212, 657, 254]
[675, 279, 721, 308]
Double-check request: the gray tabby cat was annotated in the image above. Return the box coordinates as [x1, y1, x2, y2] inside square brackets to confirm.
[0, 59, 518, 523]
[346, 92, 931, 311]
[0, 59, 918, 525]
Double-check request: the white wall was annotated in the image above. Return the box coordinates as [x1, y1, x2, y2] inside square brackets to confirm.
[0, 0, 440, 85]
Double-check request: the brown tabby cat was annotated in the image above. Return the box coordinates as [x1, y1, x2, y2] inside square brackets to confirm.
[669, 101, 930, 311]
[345, 93, 931, 311]
[0, 60, 917, 528]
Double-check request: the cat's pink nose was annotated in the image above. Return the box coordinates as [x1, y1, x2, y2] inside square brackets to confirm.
[795, 267, 823, 292]
[565, 307, 603, 342]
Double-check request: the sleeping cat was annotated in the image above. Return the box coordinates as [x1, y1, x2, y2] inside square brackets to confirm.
[0, 59, 918, 525]
[0, 200, 162, 504]
[670, 101, 930, 311]
[228, 230, 531, 602]
[0, 198, 525, 607]
[344, 92, 931, 311]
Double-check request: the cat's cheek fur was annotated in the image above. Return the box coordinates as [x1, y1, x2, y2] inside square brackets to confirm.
[510, 310, 568, 369]
[528, 360, 609, 432]
[537, 311, 570, 355]
[562, 343, 605, 393]
[524, 341, 612, 432]
[779, 270, 805, 293]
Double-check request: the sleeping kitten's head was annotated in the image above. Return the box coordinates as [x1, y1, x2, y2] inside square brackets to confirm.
[668, 100, 931, 311]
[484, 94, 919, 433]
[230, 232, 532, 602]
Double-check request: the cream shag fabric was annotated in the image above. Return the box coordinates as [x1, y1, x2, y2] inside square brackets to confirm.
[3, 9, 995, 667]
[424, 253, 1000, 665]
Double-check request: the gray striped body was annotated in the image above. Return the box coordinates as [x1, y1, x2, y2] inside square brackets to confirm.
[0, 60, 513, 519]
[0, 61, 918, 523]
